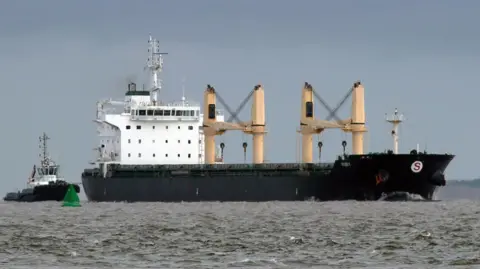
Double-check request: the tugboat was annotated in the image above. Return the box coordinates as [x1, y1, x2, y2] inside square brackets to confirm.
[3, 133, 81, 202]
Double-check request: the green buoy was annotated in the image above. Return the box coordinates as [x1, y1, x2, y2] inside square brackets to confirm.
[62, 184, 81, 207]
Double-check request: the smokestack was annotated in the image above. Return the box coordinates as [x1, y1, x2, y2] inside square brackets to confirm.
[203, 85, 217, 164]
[251, 85, 265, 164]
[351, 81, 367, 155]
[301, 82, 314, 163]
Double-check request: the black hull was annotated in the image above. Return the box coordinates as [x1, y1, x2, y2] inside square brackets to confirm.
[3, 182, 81, 202]
[81, 153, 454, 202]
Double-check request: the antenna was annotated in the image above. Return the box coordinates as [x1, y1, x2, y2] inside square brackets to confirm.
[385, 108, 404, 154]
[39, 132, 51, 167]
[145, 34, 168, 104]
[181, 76, 186, 105]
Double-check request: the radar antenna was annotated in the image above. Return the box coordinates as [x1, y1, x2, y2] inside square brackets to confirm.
[145, 34, 168, 104]
[385, 108, 405, 154]
[39, 132, 53, 167]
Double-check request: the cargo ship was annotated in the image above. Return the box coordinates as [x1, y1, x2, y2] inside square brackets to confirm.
[4, 133, 81, 202]
[81, 35, 454, 202]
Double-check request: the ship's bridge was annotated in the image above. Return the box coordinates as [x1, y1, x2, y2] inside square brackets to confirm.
[37, 166, 58, 176]
[129, 99, 224, 122]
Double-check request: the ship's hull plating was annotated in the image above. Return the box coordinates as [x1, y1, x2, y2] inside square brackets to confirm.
[81, 153, 454, 202]
[3, 182, 81, 202]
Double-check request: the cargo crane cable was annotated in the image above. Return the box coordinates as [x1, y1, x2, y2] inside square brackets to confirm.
[242, 132, 248, 155]
[317, 140, 323, 162]
[226, 89, 255, 123]
[220, 142, 225, 161]
[311, 90, 342, 122]
[242, 142, 248, 163]
[310, 86, 353, 123]
[342, 140, 347, 157]
[325, 87, 354, 122]
[341, 131, 348, 151]
[310, 85, 353, 156]
[215, 91, 251, 124]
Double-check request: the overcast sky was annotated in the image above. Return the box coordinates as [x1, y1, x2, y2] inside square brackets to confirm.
[1, 0, 479, 198]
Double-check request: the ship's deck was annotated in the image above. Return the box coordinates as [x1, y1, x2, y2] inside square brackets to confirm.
[84, 162, 335, 172]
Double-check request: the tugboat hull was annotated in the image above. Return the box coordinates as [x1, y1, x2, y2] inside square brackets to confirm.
[3, 182, 81, 202]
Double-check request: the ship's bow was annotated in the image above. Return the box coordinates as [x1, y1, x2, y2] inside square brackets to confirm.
[350, 153, 455, 200]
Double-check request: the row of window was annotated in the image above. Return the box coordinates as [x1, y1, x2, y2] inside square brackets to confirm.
[126, 125, 195, 130]
[127, 153, 193, 158]
[127, 139, 200, 144]
[132, 109, 199, 117]
[101, 139, 202, 144]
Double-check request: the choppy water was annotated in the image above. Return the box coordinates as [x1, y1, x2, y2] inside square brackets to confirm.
[1, 200, 480, 269]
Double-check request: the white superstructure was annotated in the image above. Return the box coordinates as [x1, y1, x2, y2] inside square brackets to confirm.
[27, 133, 65, 187]
[92, 35, 225, 166]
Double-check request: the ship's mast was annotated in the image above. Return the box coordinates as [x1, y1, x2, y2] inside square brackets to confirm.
[181, 76, 186, 105]
[39, 132, 51, 167]
[146, 34, 168, 105]
[385, 108, 404, 154]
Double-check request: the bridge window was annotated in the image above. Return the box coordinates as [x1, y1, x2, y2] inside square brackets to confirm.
[190, 110, 194, 116]
[188, 153, 191, 158]
[196, 110, 199, 116]
[147, 110, 154, 116]
[164, 110, 171, 116]
[136, 125, 141, 130]
[175, 110, 181, 116]
[154, 109, 163, 116]
[188, 126, 193, 130]
[126, 125, 131, 130]
[139, 110, 146, 116]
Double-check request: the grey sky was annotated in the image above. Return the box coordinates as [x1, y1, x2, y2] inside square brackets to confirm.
[1, 0, 479, 197]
